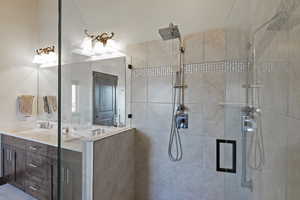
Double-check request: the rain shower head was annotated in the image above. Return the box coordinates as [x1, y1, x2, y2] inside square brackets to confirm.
[159, 23, 181, 40]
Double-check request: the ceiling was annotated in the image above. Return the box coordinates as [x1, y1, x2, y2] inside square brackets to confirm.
[62, 0, 252, 46]
[56, 0, 295, 51]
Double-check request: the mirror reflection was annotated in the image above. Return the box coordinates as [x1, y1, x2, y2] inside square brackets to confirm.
[38, 57, 126, 131]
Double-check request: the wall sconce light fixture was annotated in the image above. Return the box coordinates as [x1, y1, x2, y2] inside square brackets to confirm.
[84, 29, 114, 46]
[33, 46, 57, 66]
[80, 30, 122, 56]
[36, 46, 55, 55]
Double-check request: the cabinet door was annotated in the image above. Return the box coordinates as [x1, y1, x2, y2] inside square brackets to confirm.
[52, 162, 73, 200]
[14, 147, 26, 190]
[62, 150, 82, 200]
[51, 149, 82, 200]
[2, 145, 14, 183]
[52, 161, 58, 200]
[69, 160, 82, 200]
[62, 163, 73, 200]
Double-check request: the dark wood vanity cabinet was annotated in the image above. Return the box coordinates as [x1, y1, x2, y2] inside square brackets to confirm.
[1, 135, 82, 200]
[2, 144, 15, 183]
[52, 150, 82, 200]
[2, 135, 27, 189]
[2, 146, 26, 190]
[14, 147, 26, 189]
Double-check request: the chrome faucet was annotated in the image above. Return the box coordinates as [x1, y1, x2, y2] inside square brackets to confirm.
[37, 121, 53, 129]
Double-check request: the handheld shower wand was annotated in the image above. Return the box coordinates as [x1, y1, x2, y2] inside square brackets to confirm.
[159, 23, 188, 161]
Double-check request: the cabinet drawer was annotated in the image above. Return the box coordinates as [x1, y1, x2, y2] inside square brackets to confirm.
[26, 154, 50, 183]
[2, 135, 26, 150]
[26, 141, 48, 156]
[47, 145, 58, 159]
[25, 179, 50, 200]
[27, 153, 48, 166]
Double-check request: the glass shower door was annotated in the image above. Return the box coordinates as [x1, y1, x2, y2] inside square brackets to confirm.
[57, 0, 300, 199]
[224, 1, 300, 200]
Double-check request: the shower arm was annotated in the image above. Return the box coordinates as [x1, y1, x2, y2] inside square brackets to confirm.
[250, 12, 284, 61]
[251, 13, 280, 65]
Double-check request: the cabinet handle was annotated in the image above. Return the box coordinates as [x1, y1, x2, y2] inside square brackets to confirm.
[7, 151, 12, 161]
[29, 186, 39, 191]
[6, 151, 9, 161]
[29, 146, 38, 151]
[66, 168, 70, 185]
[29, 163, 38, 168]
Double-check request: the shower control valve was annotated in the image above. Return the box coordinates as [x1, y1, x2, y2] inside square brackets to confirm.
[242, 115, 257, 133]
[175, 112, 188, 129]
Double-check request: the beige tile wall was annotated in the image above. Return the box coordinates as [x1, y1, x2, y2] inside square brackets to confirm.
[286, 11, 300, 200]
[128, 11, 300, 199]
[251, 4, 300, 200]
[127, 29, 249, 200]
[127, 8, 300, 198]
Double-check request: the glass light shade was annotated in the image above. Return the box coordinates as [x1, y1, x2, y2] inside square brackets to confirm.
[32, 55, 43, 64]
[81, 37, 93, 53]
[47, 52, 57, 63]
[93, 40, 121, 55]
[33, 52, 57, 65]
[106, 39, 121, 51]
[93, 41, 106, 54]
[77, 36, 122, 57]
[48, 52, 57, 62]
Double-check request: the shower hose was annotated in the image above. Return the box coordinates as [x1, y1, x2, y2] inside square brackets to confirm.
[168, 86, 183, 161]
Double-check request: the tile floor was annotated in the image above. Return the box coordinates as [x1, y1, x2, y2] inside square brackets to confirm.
[0, 184, 36, 200]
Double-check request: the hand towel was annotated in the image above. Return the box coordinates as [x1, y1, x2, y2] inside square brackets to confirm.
[37, 96, 45, 115]
[18, 95, 34, 116]
[43, 96, 57, 114]
[48, 96, 57, 113]
[43, 96, 50, 114]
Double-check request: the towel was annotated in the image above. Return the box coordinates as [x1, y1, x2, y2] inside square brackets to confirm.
[36, 97, 44, 115]
[43, 96, 58, 114]
[43, 96, 50, 114]
[48, 96, 57, 112]
[32, 96, 37, 116]
[18, 95, 34, 116]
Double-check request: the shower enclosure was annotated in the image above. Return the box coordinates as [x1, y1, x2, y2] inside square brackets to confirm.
[63, 0, 300, 199]
[127, 0, 300, 200]
[1, 0, 299, 199]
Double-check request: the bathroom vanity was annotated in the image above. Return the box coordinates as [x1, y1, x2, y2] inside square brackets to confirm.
[0, 130, 82, 200]
[0, 127, 135, 200]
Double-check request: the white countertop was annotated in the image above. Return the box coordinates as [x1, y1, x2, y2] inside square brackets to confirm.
[0, 126, 133, 153]
[80, 127, 132, 142]
[0, 128, 83, 152]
